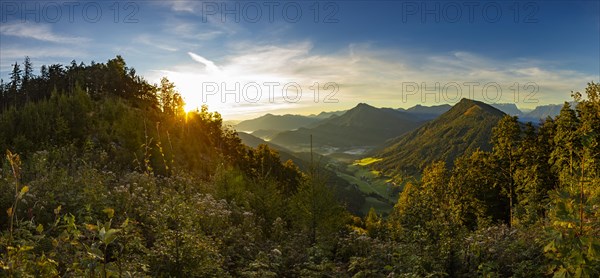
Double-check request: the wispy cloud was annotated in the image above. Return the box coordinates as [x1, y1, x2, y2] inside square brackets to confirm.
[161, 0, 203, 13]
[147, 40, 595, 119]
[134, 35, 178, 52]
[188, 52, 220, 72]
[166, 21, 225, 40]
[158, 1, 241, 36]
[0, 23, 89, 44]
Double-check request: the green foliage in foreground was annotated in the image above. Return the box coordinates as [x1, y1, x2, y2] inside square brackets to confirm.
[0, 57, 599, 277]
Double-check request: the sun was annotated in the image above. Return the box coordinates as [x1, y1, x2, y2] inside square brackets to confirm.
[165, 67, 289, 118]
[184, 101, 198, 113]
[181, 93, 223, 114]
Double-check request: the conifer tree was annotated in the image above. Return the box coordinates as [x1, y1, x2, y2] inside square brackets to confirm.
[491, 115, 521, 226]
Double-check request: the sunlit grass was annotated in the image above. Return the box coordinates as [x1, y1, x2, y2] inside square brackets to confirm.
[353, 157, 382, 166]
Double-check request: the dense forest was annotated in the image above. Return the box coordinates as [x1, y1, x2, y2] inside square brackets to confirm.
[0, 56, 599, 277]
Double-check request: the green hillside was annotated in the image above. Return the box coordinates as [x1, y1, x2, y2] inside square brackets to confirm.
[373, 98, 506, 176]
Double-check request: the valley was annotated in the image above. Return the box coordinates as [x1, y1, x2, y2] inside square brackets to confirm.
[234, 98, 562, 215]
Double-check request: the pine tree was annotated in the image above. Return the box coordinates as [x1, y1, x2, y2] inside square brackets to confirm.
[159, 77, 176, 115]
[365, 207, 383, 238]
[22, 56, 33, 102]
[9, 62, 22, 106]
[544, 83, 600, 277]
[106, 55, 128, 97]
[514, 122, 555, 224]
[0, 79, 5, 110]
[573, 83, 600, 184]
[450, 150, 505, 229]
[491, 115, 521, 226]
[391, 161, 452, 232]
[550, 102, 581, 186]
[291, 169, 345, 247]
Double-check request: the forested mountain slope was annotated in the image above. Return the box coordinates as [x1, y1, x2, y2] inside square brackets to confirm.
[373, 98, 506, 176]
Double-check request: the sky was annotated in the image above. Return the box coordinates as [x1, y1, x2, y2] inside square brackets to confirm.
[1, 0, 599, 120]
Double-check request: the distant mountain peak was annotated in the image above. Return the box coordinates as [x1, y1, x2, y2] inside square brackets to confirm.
[452, 98, 480, 111]
[489, 103, 523, 116]
[355, 102, 374, 109]
[452, 98, 505, 116]
[345, 103, 382, 116]
[457, 98, 477, 105]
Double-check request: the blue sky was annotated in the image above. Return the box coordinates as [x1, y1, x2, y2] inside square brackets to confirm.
[1, 0, 599, 119]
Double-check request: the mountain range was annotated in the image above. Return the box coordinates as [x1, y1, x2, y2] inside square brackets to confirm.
[233, 100, 568, 169]
[488, 102, 574, 122]
[397, 104, 452, 120]
[234, 114, 321, 132]
[308, 110, 347, 119]
[520, 102, 575, 122]
[269, 103, 424, 153]
[236, 102, 566, 135]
